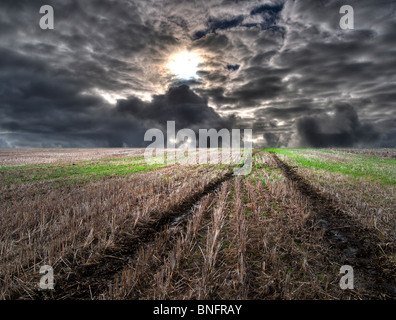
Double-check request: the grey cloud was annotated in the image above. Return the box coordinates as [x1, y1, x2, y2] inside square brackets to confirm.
[296, 103, 380, 147]
[116, 85, 230, 132]
[0, 0, 395, 148]
[0, 138, 10, 148]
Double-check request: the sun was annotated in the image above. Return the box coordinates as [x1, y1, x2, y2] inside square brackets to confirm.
[167, 51, 202, 79]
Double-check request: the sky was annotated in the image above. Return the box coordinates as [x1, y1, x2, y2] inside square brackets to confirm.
[0, 0, 395, 148]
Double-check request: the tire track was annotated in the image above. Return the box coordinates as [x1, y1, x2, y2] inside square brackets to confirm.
[27, 170, 235, 300]
[272, 153, 395, 299]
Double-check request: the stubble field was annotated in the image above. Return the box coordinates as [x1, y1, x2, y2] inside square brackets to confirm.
[0, 148, 395, 300]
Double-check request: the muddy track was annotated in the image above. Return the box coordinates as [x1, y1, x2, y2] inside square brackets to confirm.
[272, 153, 395, 299]
[28, 170, 235, 300]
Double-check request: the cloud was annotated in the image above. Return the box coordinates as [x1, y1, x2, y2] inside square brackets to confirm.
[379, 130, 396, 148]
[0, 0, 395, 148]
[116, 84, 230, 133]
[296, 103, 380, 147]
[0, 138, 10, 148]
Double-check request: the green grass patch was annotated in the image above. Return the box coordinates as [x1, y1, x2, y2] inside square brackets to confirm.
[265, 148, 396, 186]
[0, 156, 164, 185]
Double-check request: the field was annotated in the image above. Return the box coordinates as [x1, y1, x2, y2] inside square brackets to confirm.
[0, 148, 395, 300]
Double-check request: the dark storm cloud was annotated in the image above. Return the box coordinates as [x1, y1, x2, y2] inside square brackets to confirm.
[263, 132, 280, 146]
[380, 130, 396, 148]
[0, 0, 179, 147]
[195, 86, 237, 106]
[0, 0, 395, 148]
[255, 104, 317, 120]
[297, 103, 380, 147]
[230, 75, 284, 105]
[116, 85, 230, 132]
